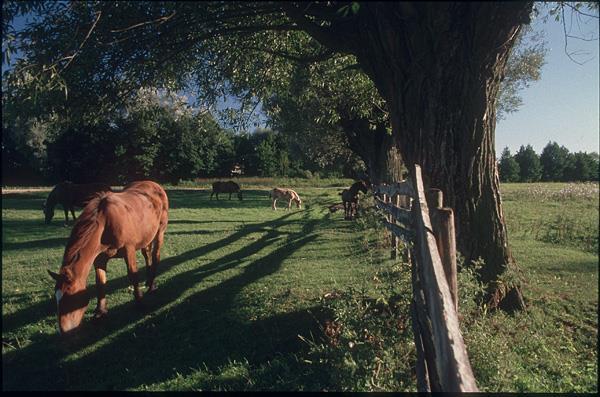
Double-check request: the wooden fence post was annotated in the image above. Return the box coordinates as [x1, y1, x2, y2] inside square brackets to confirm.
[426, 188, 443, 209]
[426, 188, 458, 311]
[431, 208, 458, 312]
[413, 166, 478, 391]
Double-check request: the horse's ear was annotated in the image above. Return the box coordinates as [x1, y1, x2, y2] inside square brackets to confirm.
[47, 270, 64, 282]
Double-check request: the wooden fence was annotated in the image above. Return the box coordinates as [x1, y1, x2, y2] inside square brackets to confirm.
[374, 164, 478, 392]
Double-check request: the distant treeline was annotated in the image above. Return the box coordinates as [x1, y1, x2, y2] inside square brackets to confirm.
[498, 143, 599, 183]
[2, 89, 361, 186]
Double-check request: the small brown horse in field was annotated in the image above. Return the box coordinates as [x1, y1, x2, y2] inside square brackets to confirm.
[48, 180, 169, 334]
[210, 180, 243, 200]
[43, 182, 113, 225]
[340, 180, 369, 220]
[270, 188, 302, 210]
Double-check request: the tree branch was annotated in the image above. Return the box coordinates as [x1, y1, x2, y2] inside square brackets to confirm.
[281, 3, 349, 53]
[110, 11, 177, 33]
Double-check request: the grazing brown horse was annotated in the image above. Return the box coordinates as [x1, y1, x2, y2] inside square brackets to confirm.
[47, 181, 169, 334]
[43, 182, 113, 225]
[210, 181, 243, 200]
[270, 188, 302, 210]
[340, 180, 369, 220]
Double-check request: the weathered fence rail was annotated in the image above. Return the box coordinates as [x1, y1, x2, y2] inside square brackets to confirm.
[374, 164, 478, 392]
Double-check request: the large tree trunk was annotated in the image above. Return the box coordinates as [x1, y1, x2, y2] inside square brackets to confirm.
[339, 115, 405, 185]
[345, 3, 532, 310]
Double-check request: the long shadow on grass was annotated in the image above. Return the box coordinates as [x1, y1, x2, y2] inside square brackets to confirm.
[58, 215, 321, 390]
[2, 211, 327, 390]
[167, 189, 271, 210]
[2, 237, 68, 251]
[1, 194, 47, 211]
[1, 211, 298, 336]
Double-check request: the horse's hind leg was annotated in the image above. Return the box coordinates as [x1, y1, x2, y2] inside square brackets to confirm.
[70, 207, 77, 222]
[142, 242, 157, 293]
[93, 254, 110, 318]
[124, 246, 144, 304]
[63, 208, 70, 226]
[147, 225, 166, 292]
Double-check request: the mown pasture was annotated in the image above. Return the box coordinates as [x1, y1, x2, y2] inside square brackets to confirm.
[2, 180, 598, 391]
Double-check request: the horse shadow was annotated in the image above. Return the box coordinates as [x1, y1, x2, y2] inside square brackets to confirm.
[2, 211, 335, 390]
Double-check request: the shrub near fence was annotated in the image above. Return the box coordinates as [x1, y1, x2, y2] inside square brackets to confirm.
[374, 165, 478, 392]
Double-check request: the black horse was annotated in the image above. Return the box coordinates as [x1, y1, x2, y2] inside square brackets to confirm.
[340, 180, 369, 220]
[43, 182, 113, 225]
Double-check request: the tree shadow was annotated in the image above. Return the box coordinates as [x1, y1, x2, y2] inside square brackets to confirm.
[2, 211, 325, 390]
[2, 237, 68, 251]
[2, 194, 47, 211]
[1, 212, 298, 336]
[167, 189, 272, 210]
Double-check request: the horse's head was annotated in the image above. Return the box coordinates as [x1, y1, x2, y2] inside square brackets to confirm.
[48, 269, 89, 334]
[295, 197, 302, 209]
[359, 180, 370, 193]
[42, 203, 54, 224]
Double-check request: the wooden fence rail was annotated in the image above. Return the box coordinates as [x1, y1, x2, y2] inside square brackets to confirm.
[374, 164, 478, 392]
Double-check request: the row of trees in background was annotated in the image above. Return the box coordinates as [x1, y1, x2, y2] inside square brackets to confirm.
[2, 88, 361, 185]
[499, 142, 599, 183]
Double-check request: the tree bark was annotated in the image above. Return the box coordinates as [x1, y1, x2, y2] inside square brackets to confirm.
[339, 115, 405, 185]
[335, 3, 532, 310]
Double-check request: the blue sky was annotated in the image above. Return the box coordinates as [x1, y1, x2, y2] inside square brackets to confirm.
[495, 11, 599, 155]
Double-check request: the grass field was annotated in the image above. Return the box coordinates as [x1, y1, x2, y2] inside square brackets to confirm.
[2, 180, 598, 391]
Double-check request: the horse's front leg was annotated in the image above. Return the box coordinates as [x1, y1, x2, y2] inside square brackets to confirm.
[93, 254, 110, 318]
[63, 208, 70, 226]
[124, 246, 143, 304]
[272, 198, 277, 210]
[287, 199, 292, 210]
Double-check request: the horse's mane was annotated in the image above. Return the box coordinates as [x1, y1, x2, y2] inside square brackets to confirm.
[62, 192, 111, 267]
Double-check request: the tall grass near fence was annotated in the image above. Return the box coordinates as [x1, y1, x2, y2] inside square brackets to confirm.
[457, 182, 598, 392]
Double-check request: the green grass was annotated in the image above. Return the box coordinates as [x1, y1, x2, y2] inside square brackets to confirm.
[458, 182, 598, 392]
[2, 183, 384, 391]
[2, 180, 598, 391]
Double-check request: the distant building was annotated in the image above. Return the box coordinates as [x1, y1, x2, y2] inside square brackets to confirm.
[230, 164, 244, 177]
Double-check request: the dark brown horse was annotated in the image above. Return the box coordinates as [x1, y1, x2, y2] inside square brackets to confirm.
[48, 181, 169, 334]
[210, 180, 243, 200]
[340, 180, 369, 220]
[43, 182, 113, 225]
